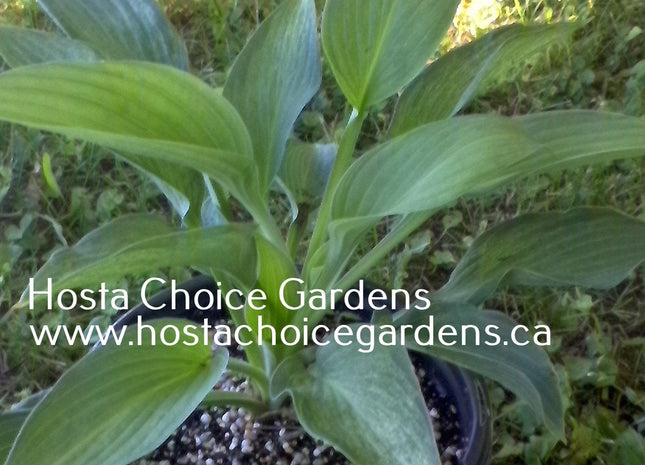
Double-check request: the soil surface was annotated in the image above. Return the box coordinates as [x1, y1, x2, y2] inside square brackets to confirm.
[133, 352, 466, 465]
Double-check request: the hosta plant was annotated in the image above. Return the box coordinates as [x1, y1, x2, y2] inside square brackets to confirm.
[1, 1, 645, 464]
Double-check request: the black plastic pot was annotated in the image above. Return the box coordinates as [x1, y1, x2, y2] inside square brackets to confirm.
[110, 275, 491, 465]
[417, 357, 491, 465]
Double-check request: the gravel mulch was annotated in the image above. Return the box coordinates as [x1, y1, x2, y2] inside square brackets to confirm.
[133, 353, 466, 465]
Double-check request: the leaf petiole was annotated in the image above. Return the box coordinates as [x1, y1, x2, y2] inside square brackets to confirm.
[304, 109, 365, 278]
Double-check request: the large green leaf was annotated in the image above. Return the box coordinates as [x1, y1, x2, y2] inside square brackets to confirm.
[390, 22, 576, 135]
[321, 0, 460, 111]
[224, 0, 321, 194]
[436, 208, 645, 305]
[38, 0, 188, 69]
[0, 26, 99, 67]
[0, 411, 28, 464]
[0, 391, 50, 463]
[271, 332, 441, 465]
[0, 62, 260, 208]
[333, 115, 533, 220]
[326, 111, 645, 275]
[279, 140, 337, 205]
[516, 111, 645, 172]
[18, 215, 257, 309]
[397, 305, 564, 438]
[0, 28, 204, 222]
[4, 319, 228, 465]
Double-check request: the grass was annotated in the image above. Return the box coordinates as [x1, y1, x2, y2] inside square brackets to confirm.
[0, 0, 644, 464]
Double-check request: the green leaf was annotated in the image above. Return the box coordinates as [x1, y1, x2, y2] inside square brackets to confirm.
[9, 391, 51, 411]
[279, 140, 337, 204]
[436, 208, 645, 305]
[271, 332, 441, 465]
[200, 176, 227, 227]
[0, 26, 99, 68]
[19, 215, 257, 308]
[41, 152, 62, 197]
[391, 22, 576, 135]
[0, 391, 50, 463]
[397, 305, 564, 438]
[608, 428, 645, 465]
[0, 27, 202, 221]
[333, 115, 533, 220]
[515, 111, 645, 173]
[321, 0, 460, 111]
[224, 0, 321, 194]
[0, 62, 260, 209]
[38, 0, 188, 69]
[4, 319, 228, 465]
[327, 111, 645, 273]
[248, 235, 298, 333]
[123, 154, 206, 224]
[0, 411, 28, 464]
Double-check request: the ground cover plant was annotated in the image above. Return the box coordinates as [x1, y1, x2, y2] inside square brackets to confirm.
[0, 0, 644, 464]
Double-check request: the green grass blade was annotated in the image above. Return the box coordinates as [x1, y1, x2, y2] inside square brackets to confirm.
[271, 333, 441, 465]
[4, 320, 228, 465]
[391, 22, 577, 135]
[436, 208, 645, 305]
[322, 0, 460, 111]
[38, 0, 188, 69]
[224, 0, 321, 194]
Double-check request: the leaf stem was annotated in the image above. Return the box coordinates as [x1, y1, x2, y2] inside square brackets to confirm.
[237, 184, 287, 255]
[286, 207, 309, 259]
[254, 208, 285, 249]
[211, 276, 266, 379]
[304, 109, 365, 277]
[335, 211, 433, 293]
[200, 391, 268, 415]
[209, 176, 233, 222]
[227, 358, 270, 400]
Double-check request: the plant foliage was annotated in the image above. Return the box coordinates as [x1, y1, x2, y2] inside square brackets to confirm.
[1, 0, 644, 464]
